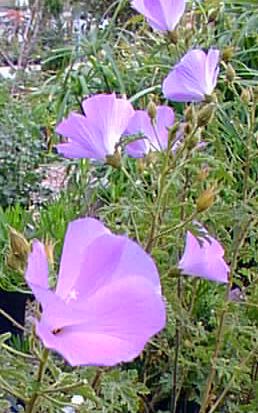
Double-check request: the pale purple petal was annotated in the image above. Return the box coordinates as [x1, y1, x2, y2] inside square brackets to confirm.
[56, 112, 107, 160]
[82, 94, 135, 155]
[26, 240, 49, 294]
[56, 218, 109, 300]
[178, 231, 229, 283]
[56, 142, 96, 159]
[205, 49, 220, 94]
[154, 106, 175, 150]
[125, 106, 175, 155]
[132, 0, 186, 31]
[56, 94, 135, 160]
[125, 110, 153, 157]
[58, 232, 161, 303]
[163, 49, 219, 102]
[36, 277, 165, 366]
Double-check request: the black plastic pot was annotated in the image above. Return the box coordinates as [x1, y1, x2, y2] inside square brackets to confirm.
[0, 290, 27, 337]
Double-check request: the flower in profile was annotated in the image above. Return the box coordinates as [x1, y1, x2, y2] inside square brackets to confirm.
[131, 0, 186, 32]
[178, 229, 229, 283]
[163, 49, 220, 102]
[56, 94, 134, 161]
[25, 218, 166, 366]
[124, 106, 177, 157]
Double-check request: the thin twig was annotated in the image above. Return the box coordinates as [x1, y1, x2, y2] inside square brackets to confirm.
[0, 308, 25, 332]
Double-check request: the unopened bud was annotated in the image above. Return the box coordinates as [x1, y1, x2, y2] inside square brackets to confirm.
[168, 30, 178, 45]
[106, 150, 121, 169]
[45, 238, 55, 266]
[226, 64, 235, 82]
[146, 151, 157, 165]
[136, 158, 145, 174]
[196, 187, 215, 212]
[196, 166, 210, 182]
[147, 100, 157, 120]
[197, 104, 215, 127]
[184, 123, 192, 136]
[185, 105, 195, 123]
[208, 8, 219, 22]
[240, 88, 252, 104]
[8, 226, 30, 259]
[222, 46, 234, 62]
[6, 252, 24, 272]
[168, 121, 180, 144]
[204, 93, 217, 104]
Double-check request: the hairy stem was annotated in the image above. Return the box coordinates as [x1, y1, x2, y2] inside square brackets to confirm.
[25, 348, 49, 413]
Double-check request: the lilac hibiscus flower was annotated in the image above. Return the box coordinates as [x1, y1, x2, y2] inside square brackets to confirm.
[163, 49, 220, 102]
[178, 230, 229, 283]
[124, 106, 177, 157]
[131, 0, 186, 32]
[25, 217, 166, 366]
[56, 94, 135, 161]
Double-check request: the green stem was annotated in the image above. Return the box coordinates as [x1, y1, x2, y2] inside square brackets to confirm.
[243, 102, 255, 201]
[145, 151, 170, 252]
[40, 381, 85, 394]
[25, 348, 49, 413]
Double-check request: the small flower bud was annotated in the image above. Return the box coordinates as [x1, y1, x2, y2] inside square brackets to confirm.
[196, 187, 215, 212]
[222, 46, 234, 62]
[168, 29, 178, 45]
[146, 151, 157, 165]
[185, 105, 195, 123]
[196, 166, 210, 182]
[168, 121, 180, 143]
[147, 100, 157, 120]
[184, 122, 192, 136]
[8, 226, 30, 259]
[204, 93, 217, 104]
[136, 158, 145, 174]
[106, 150, 121, 169]
[6, 252, 24, 272]
[197, 104, 215, 127]
[45, 238, 55, 266]
[240, 88, 252, 104]
[226, 63, 235, 82]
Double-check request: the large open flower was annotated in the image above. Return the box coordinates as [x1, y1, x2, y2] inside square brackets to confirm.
[178, 230, 229, 283]
[131, 0, 186, 32]
[56, 94, 135, 161]
[26, 218, 166, 366]
[163, 49, 220, 102]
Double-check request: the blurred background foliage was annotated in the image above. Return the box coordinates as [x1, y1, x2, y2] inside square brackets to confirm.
[0, 0, 257, 412]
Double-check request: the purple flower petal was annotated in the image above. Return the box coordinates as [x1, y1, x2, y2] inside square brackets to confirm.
[25, 217, 166, 366]
[56, 113, 105, 159]
[125, 106, 175, 157]
[56, 94, 134, 161]
[131, 0, 186, 32]
[36, 276, 165, 366]
[125, 110, 153, 157]
[155, 106, 175, 150]
[82, 94, 135, 155]
[178, 230, 229, 283]
[56, 218, 109, 300]
[26, 240, 49, 293]
[163, 49, 220, 102]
